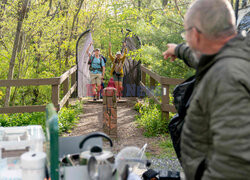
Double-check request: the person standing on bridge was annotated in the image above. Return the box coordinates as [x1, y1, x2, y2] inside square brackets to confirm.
[163, 0, 250, 179]
[86, 42, 106, 101]
[109, 42, 127, 100]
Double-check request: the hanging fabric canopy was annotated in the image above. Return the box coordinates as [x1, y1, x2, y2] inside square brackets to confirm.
[76, 30, 93, 97]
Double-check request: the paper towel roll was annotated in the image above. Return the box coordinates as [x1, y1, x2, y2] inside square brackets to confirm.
[21, 151, 46, 180]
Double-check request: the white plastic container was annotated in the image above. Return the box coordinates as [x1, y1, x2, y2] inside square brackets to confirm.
[0, 125, 45, 158]
[21, 151, 46, 180]
[0, 158, 22, 180]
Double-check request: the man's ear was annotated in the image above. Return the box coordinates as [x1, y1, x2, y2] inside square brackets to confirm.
[193, 28, 201, 46]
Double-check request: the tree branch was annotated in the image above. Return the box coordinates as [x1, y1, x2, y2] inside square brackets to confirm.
[174, 0, 184, 20]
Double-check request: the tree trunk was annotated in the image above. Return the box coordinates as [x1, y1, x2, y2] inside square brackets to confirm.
[162, 0, 169, 7]
[4, 0, 29, 107]
[65, 0, 84, 67]
[47, 0, 52, 16]
[138, 0, 141, 11]
[0, 0, 8, 31]
[10, 31, 25, 105]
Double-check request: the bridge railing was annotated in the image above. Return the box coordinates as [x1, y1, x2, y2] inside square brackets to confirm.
[140, 65, 184, 120]
[0, 65, 77, 114]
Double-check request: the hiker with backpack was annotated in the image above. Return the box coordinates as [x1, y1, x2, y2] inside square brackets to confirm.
[86, 42, 106, 100]
[109, 41, 127, 100]
[163, 0, 250, 179]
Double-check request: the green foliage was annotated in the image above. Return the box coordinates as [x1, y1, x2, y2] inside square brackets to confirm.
[0, 0, 194, 107]
[1, 0, 191, 139]
[0, 112, 45, 128]
[135, 98, 168, 137]
[0, 102, 82, 135]
[0, 90, 3, 101]
[58, 102, 82, 134]
[134, 101, 142, 112]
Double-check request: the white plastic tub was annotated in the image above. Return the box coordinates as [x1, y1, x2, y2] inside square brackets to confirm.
[0, 125, 45, 158]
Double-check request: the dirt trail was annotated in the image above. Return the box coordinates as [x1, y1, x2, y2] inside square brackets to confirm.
[66, 98, 162, 155]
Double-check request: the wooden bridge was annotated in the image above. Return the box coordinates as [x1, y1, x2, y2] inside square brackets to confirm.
[0, 64, 183, 120]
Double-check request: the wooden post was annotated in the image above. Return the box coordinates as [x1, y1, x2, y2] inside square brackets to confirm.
[52, 85, 60, 111]
[103, 87, 117, 138]
[161, 84, 170, 120]
[63, 77, 69, 107]
[71, 71, 77, 97]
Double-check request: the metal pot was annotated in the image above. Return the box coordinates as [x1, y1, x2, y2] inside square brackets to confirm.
[78, 132, 114, 165]
[79, 132, 115, 180]
[61, 153, 80, 166]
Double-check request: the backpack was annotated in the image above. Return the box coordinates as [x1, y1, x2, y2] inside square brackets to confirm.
[114, 58, 123, 75]
[168, 76, 195, 161]
[168, 55, 223, 163]
[114, 61, 123, 74]
[88, 55, 106, 72]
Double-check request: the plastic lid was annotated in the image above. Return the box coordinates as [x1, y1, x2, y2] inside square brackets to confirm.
[21, 151, 46, 169]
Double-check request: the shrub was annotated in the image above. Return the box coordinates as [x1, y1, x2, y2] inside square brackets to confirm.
[135, 98, 169, 137]
[0, 101, 82, 135]
[134, 101, 143, 112]
[0, 112, 46, 128]
[58, 102, 82, 134]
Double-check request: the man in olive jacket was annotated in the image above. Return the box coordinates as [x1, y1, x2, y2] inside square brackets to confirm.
[163, 0, 250, 179]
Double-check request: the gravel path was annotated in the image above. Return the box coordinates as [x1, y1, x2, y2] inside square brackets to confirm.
[66, 98, 182, 171]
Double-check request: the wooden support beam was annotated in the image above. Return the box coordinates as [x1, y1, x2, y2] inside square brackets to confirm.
[161, 104, 177, 113]
[161, 84, 170, 120]
[140, 82, 161, 105]
[52, 85, 60, 110]
[0, 78, 60, 87]
[141, 65, 161, 83]
[0, 105, 46, 114]
[59, 83, 77, 109]
[59, 65, 77, 84]
[63, 77, 69, 107]
[160, 77, 184, 85]
[71, 71, 77, 97]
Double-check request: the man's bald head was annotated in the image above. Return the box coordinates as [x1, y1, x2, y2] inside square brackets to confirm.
[185, 0, 236, 39]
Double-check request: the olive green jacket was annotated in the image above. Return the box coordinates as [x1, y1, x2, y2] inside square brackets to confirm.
[175, 33, 250, 180]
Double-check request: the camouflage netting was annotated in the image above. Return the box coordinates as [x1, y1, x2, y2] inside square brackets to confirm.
[237, 1, 250, 32]
[238, 11, 250, 32]
[122, 29, 142, 97]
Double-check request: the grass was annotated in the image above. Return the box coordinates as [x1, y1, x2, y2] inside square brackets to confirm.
[158, 135, 176, 158]
[144, 135, 177, 159]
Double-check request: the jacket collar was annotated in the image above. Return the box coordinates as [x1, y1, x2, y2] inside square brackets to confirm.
[195, 33, 246, 82]
[195, 53, 218, 83]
